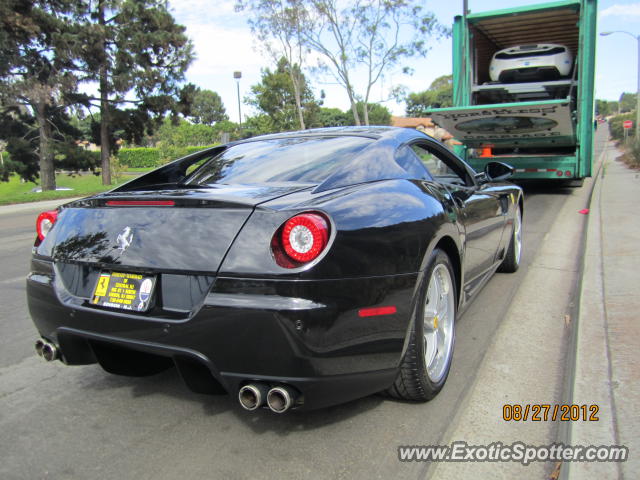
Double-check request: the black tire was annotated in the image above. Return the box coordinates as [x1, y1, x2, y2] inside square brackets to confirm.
[498, 206, 522, 273]
[387, 249, 456, 402]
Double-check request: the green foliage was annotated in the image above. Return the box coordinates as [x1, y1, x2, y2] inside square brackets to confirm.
[186, 145, 219, 154]
[595, 99, 618, 117]
[152, 117, 220, 147]
[609, 112, 636, 141]
[109, 155, 126, 183]
[0, 0, 194, 187]
[242, 114, 277, 137]
[619, 92, 638, 113]
[117, 148, 161, 168]
[357, 103, 391, 126]
[0, 0, 88, 189]
[235, 0, 310, 128]
[189, 89, 228, 125]
[148, 117, 225, 162]
[71, 0, 194, 184]
[406, 75, 453, 116]
[247, 57, 320, 132]
[309, 108, 353, 128]
[0, 105, 99, 184]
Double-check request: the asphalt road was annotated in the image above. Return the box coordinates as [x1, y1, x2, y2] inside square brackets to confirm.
[0, 128, 607, 480]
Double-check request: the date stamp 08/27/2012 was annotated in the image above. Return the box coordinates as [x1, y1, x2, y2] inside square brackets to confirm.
[502, 404, 600, 422]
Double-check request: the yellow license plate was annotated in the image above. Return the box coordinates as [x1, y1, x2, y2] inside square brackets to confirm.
[91, 271, 156, 312]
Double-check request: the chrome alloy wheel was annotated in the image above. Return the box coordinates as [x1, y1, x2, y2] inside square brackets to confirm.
[423, 263, 455, 383]
[514, 208, 522, 266]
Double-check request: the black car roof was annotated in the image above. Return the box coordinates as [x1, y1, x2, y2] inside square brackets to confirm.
[232, 126, 428, 144]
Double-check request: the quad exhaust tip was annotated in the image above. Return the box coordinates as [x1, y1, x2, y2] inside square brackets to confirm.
[35, 339, 59, 362]
[238, 383, 299, 413]
[266, 385, 297, 414]
[238, 383, 269, 411]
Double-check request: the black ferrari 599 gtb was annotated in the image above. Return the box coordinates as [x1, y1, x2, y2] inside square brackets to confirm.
[27, 126, 523, 412]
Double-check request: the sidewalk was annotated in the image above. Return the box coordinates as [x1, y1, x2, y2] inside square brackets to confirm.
[428, 139, 638, 479]
[567, 147, 640, 479]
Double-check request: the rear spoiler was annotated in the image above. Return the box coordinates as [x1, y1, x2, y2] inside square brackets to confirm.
[112, 145, 226, 192]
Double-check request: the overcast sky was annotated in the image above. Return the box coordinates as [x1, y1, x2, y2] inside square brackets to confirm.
[168, 0, 640, 122]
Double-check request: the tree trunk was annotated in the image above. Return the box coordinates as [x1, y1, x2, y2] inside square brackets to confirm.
[348, 93, 361, 126]
[36, 103, 56, 191]
[345, 77, 360, 126]
[363, 85, 372, 126]
[363, 103, 369, 126]
[99, 80, 111, 185]
[293, 80, 305, 130]
[289, 68, 305, 130]
[98, 0, 111, 185]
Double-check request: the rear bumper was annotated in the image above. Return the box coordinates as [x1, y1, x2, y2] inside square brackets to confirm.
[467, 155, 581, 180]
[27, 258, 419, 410]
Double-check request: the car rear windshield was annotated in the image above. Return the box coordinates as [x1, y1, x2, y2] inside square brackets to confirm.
[495, 47, 566, 60]
[184, 136, 373, 186]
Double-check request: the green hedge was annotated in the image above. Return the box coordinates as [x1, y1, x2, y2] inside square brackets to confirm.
[186, 144, 218, 154]
[2, 144, 220, 171]
[117, 147, 161, 168]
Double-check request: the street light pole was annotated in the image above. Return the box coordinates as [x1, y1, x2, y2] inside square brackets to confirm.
[600, 31, 640, 141]
[233, 71, 242, 127]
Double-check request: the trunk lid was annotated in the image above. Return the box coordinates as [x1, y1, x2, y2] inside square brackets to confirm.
[41, 184, 309, 273]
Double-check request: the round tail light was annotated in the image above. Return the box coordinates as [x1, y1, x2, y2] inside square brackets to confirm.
[272, 212, 330, 268]
[36, 210, 58, 241]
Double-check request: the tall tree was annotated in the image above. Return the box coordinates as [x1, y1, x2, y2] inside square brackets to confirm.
[189, 89, 228, 125]
[303, 0, 447, 125]
[405, 74, 453, 116]
[75, 0, 194, 185]
[247, 57, 319, 132]
[0, 0, 85, 190]
[619, 92, 637, 113]
[595, 99, 618, 117]
[236, 0, 309, 129]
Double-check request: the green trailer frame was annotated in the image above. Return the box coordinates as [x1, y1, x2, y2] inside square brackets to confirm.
[430, 0, 598, 181]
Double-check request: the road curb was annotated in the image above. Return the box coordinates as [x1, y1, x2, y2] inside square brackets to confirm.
[562, 141, 621, 480]
[426, 154, 597, 479]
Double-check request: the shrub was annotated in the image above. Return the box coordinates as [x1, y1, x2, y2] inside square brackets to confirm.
[185, 144, 219, 155]
[628, 140, 640, 168]
[117, 147, 161, 168]
[609, 112, 636, 141]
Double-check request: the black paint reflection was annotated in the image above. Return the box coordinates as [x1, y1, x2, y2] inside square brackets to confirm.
[53, 232, 121, 265]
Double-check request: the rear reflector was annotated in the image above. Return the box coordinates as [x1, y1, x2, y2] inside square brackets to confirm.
[358, 306, 397, 317]
[106, 200, 175, 206]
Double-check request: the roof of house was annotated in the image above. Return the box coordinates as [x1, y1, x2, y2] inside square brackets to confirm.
[390, 116, 435, 128]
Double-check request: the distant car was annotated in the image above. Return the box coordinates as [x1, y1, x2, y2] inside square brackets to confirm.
[27, 127, 523, 412]
[489, 43, 573, 83]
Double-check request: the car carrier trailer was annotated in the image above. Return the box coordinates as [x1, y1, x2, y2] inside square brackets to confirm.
[428, 0, 597, 183]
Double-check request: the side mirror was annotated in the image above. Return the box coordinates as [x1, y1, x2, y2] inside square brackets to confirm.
[484, 161, 515, 182]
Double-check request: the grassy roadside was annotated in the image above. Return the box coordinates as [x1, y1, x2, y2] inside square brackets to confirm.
[0, 170, 151, 206]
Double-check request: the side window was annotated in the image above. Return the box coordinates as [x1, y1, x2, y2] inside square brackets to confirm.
[395, 145, 432, 180]
[410, 144, 469, 186]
